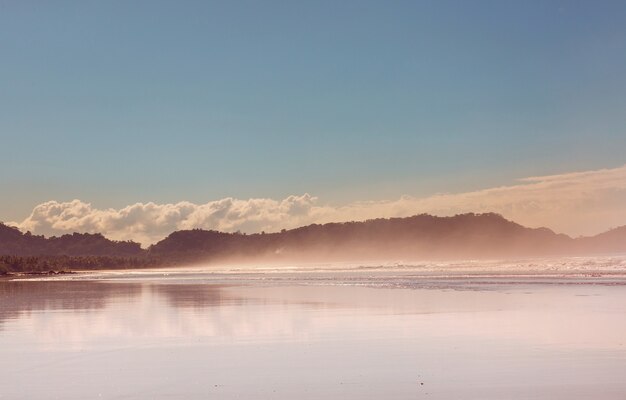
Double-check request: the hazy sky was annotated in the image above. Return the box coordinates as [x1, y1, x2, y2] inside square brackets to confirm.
[2, 1, 626, 239]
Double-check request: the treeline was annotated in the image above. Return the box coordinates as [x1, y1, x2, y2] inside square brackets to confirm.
[0, 224, 142, 257]
[0, 255, 164, 274]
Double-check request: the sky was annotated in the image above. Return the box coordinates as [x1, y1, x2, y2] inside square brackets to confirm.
[1, 1, 626, 244]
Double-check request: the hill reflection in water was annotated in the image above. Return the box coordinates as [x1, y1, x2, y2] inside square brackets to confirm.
[2, 272, 626, 400]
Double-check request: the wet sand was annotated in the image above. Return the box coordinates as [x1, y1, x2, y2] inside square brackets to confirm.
[1, 261, 626, 399]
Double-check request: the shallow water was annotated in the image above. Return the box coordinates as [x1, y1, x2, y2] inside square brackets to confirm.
[2, 264, 626, 399]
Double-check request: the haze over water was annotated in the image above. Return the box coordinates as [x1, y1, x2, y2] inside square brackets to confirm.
[2, 258, 626, 399]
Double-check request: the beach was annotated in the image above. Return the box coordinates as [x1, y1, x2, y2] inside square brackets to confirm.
[2, 257, 626, 399]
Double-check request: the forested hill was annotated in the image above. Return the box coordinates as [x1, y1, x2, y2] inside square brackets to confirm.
[2, 213, 625, 272]
[147, 213, 577, 262]
[0, 223, 142, 257]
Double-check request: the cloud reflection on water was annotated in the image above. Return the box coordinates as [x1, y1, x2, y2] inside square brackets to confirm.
[2, 278, 626, 353]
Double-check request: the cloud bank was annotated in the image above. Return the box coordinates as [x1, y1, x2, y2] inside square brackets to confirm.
[12, 165, 626, 245]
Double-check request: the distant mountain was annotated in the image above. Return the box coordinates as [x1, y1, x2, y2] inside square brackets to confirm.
[147, 213, 616, 263]
[0, 223, 142, 257]
[2, 213, 625, 264]
[577, 225, 626, 254]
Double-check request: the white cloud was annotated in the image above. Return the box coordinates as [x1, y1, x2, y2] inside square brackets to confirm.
[12, 165, 626, 245]
[14, 195, 321, 246]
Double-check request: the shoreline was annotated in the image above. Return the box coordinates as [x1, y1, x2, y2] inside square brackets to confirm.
[3, 255, 626, 287]
[1, 270, 75, 279]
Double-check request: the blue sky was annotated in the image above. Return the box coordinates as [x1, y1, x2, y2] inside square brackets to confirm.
[2, 0, 626, 224]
